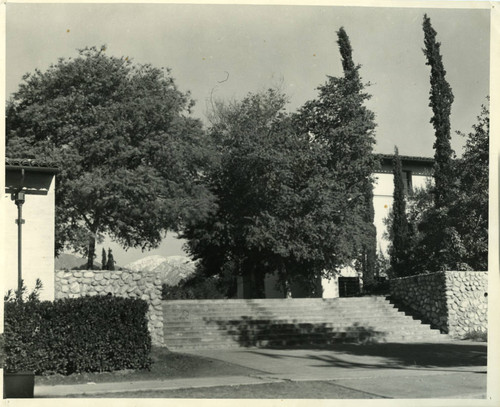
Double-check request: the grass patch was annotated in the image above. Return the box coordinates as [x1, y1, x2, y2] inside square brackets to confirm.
[35, 346, 263, 386]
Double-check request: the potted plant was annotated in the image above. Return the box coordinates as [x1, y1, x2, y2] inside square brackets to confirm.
[3, 279, 42, 399]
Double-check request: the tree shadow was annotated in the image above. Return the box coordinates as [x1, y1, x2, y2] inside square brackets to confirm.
[244, 342, 487, 371]
[202, 312, 486, 370]
[204, 316, 387, 348]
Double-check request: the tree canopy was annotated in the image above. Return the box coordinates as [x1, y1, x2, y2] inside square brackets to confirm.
[183, 27, 378, 298]
[6, 46, 215, 268]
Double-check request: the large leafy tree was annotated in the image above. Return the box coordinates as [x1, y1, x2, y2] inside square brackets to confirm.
[452, 102, 489, 270]
[295, 27, 377, 286]
[183, 89, 303, 297]
[6, 46, 215, 269]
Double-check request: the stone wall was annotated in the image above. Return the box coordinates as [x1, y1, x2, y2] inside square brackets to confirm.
[390, 271, 488, 338]
[55, 269, 164, 345]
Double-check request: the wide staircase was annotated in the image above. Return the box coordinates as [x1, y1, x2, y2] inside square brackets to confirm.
[162, 296, 449, 350]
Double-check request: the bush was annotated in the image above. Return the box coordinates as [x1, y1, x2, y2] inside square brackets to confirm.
[162, 276, 227, 300]
[463, 329, 487, 342]
[4, 296, 152, 375]
[362, 278, 390, 295]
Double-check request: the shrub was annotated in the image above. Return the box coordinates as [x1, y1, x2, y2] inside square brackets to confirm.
[162, 268, 232, 300]
[463, 329, 487, 342]
[4, 296, 152, 375]
[162, 277, 226, 300]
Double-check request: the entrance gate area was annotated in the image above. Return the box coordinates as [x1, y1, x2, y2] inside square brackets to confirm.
[338, 277, 360, 297]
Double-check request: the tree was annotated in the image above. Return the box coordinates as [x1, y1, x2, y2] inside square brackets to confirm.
[422, 14, 456, 209]
[452, 101, 489, 270]
[6, 46, 215, 269]
[392, 101, 489, 273]
[389, 147, 411, 277]
[295, 27, 377, 285]
[107, 248, 115, 271]
[101, 248, 107, 270]
[183, 89, 311, 298]
[415, 15, 460, 271]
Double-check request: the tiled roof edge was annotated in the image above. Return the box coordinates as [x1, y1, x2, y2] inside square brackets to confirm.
[374, 153, 434, 163]
[6, 157, 59, 171]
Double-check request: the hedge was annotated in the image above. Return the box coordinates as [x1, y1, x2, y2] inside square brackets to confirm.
[3, 296, 152, 375]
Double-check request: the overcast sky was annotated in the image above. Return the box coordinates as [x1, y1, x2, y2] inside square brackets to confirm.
[5, 3, 491, 264]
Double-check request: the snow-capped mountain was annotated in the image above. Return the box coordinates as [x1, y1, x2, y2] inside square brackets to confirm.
[124, 255, 197, 286]
[124, 255, 167, 272]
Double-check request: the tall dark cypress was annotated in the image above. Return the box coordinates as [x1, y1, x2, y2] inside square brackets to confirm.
[101, 248, 107, 270]
[107, 248, 115, 271]
[390, 147, 410, 277]
[337, 27, 377, 287]
[422, 14, 455, 208]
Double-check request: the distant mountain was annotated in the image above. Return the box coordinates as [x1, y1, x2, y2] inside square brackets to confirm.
[55, 253, 101, 270]
[152, 256, 197, 286]
[124, 255, 197, 286]
[124, 255, 167, 272]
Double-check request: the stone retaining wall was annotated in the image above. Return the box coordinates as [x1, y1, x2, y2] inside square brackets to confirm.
[55, 269, 164, 345]
[389, 271, 488, 338]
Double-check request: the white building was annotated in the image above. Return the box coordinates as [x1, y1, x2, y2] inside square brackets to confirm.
[3, 158, 58, 301]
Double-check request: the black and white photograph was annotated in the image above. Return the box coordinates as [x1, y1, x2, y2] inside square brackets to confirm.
[1, 0, 497, 403]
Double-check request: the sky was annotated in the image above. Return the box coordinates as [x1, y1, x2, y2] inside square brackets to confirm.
[4, 2, 491, 265]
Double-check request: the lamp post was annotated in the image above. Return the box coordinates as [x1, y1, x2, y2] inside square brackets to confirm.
[12, 190, 26, 299]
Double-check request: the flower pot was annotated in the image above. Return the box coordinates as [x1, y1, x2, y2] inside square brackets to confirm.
[3, 371, 35, 398]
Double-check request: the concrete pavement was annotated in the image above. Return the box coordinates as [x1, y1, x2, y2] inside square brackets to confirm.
[182, 342, 487, 399]
[34, 340, 488, 399]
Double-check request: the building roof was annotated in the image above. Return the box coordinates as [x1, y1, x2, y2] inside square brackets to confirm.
[5, 157, 59, 174]
[374, 153, 434, 163]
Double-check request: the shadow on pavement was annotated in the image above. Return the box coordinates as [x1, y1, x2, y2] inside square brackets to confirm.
[247, 342, 487, 370]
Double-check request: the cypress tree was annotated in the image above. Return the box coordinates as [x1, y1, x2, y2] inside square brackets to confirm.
[422, 14, 455, 208]
[338, 27, 378, 287]
[101, 248, 107, 270]
[420, 14, 458, 271]
[390, 147, 411, 277]
[107, 248, 115, 271]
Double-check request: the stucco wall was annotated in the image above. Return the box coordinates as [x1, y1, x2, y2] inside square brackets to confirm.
[3, 177, 55, 301]
[390, 271, 488, 338]
[372, 172, 432, 257]
[55, 269, 164, 345]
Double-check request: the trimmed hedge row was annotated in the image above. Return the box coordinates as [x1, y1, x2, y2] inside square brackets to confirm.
[4, 296, 152, 375]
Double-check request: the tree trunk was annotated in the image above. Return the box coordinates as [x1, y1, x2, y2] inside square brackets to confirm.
[87, 235, 96, 270]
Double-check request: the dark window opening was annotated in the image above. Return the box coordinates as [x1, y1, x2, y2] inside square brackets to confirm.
[338, 277, 360, 297]
[403, 170, 413, 194]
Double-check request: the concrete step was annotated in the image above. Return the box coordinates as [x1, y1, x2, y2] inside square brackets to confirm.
[164, 333, 450, 350]
[163, 310, 404, 317]
[161, 297, 448, 350]
[164, 318, 434, 330]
